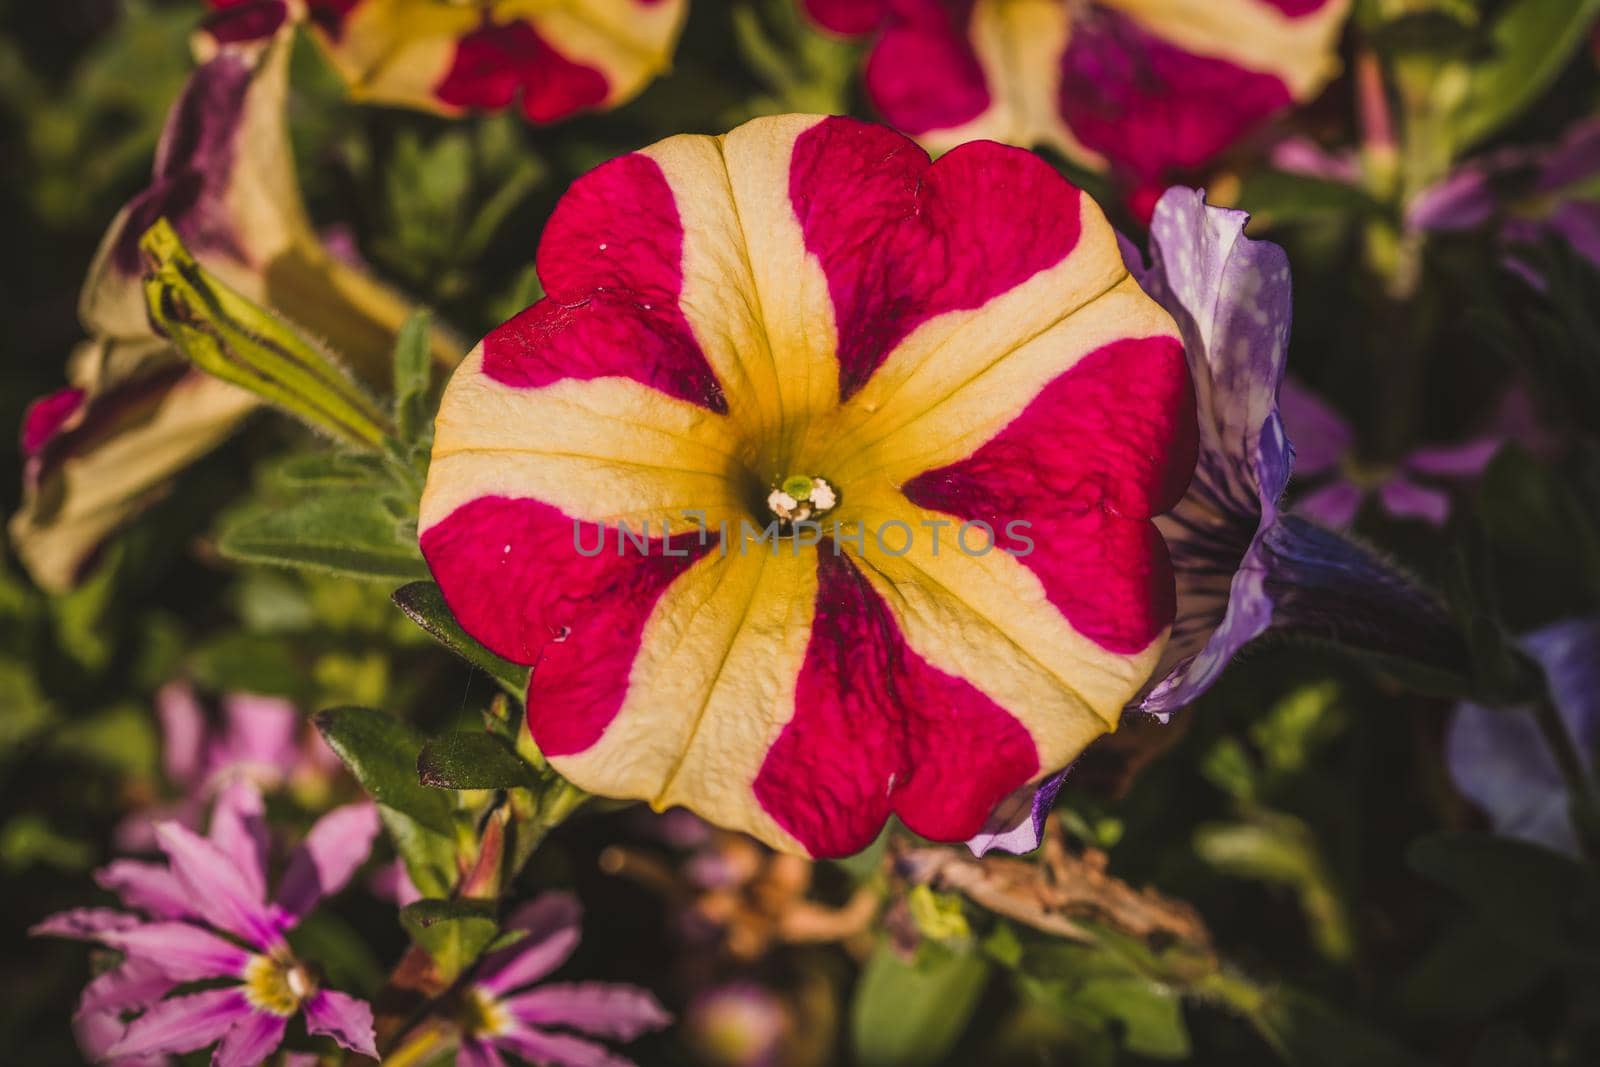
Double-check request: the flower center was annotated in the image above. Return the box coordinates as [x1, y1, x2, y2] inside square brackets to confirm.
[243, 952, 317, 1017]
[459, 985, 513, 1038]
[765, 475, 838, 524]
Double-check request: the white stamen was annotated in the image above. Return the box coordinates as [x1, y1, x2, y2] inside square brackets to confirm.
[809, 479, 837, 510]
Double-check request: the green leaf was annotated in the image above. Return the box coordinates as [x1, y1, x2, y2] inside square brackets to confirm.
[418, 731, 539, 790]
[1478, 446, 1600, 608]
[379, 806, 458, 899]
[315, 707, 456, 835]
[1446, 0, 1600, 150]
[392, 581, 529, 694]
[392, 310, 434, 448]
[400, 898, 499, 983]
[218, 492, 429, 583]
[1253, 988, 1427, 1067]
[1075, 976, 1189, 1059]
[1406, 833, 1590, 961]
[850, 943, 989, 1067]
[1401, 919, 1551, 1016]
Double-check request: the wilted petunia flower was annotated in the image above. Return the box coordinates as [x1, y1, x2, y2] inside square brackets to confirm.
[1447, 618, 1600, 858]
[1279, 378, 1502, 529]
[971, 186, 1467, 854]
[1409, 117, 1600, 284]
[419, 114, 1198, 858]
[209, 0, 687, 122]
[451, 891, 671, 1066]
[9, 2, 459, 592]
[800, 0, 1350, 218]
[33, 781, 381, 1064]
[115, 683, 341, 853]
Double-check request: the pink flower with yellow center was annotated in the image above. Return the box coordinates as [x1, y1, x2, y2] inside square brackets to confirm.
[803, 0, 1350, 217]
[419, 115, 1197, 858]
[211, 0, 687, 122]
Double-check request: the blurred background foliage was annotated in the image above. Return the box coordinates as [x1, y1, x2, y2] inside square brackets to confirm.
[3, 0, 1600, 1064]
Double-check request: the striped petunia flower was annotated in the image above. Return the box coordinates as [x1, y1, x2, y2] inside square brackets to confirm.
[209, 0, 688, 122]
[801, 0, 1350, 218]
[418, 114, 1198, 858]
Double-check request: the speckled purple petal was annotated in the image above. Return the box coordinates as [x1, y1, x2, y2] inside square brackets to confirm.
[1131, 187, 1294, 716]
[965, 768, 1067, 857]
[1447, 618, 1600, 858]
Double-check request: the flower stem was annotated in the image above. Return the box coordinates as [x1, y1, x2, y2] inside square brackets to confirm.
[1528, 694, 1600, 862]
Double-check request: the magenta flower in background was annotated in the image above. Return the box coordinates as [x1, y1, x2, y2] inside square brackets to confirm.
[34, 781, 380, 1065]
[452, 891, 670, 1067]
[1409, 117, 1600, 284]
[116, 683, 339, 852]
[800, 0, 1351, 219]
[971, 186, 1468, 855]
[1448, 618, 1600, 858]
[1279, 378, 1502, 528]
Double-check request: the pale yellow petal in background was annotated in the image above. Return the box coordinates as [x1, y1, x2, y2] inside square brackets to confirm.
[511, 0, 689, 108]
[1103, 0, 1351, 100]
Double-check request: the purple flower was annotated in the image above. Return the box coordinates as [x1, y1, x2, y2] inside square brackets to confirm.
[1447, 618, 1600, 858]
[1279, 378, 1501, 528]
[116, 683, 339, 853]
[684, 982, 790, 1067]
[34, 781, 381, 1065]
[1409, 117, 1600, 284]
[452, 892, 671, 1067]
[970, 187, 1465, 856]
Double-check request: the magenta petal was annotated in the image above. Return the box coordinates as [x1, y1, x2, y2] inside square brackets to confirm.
[155, 821, 279, 949]
[107, 988, 253, 1060]
[214, 692, 301, 778]
[1376, 476, 1452, 524]
[96, 859, 196, 920]
[477, 893, 583, 997]
[502, 983, 671, 1041]
[156, 682, 207, 788]
[302, 989, 378, 1058]
[31, 907, 140, 940]
[78, 958, 174, 1021]
[1377, 476, 1451, 526]
[274, 802, 381, 920]
[1277, 379, 1353, 474]
[207, 779, 271, 904]
[1404, 437, 1502, 478]
[1296, 480, 1365, 529]
[498, 1025, 639, 1067]
[100, 922, 253, 982]
[212, 1008, 288, 1067]
[458, 1037, 511, 1067]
